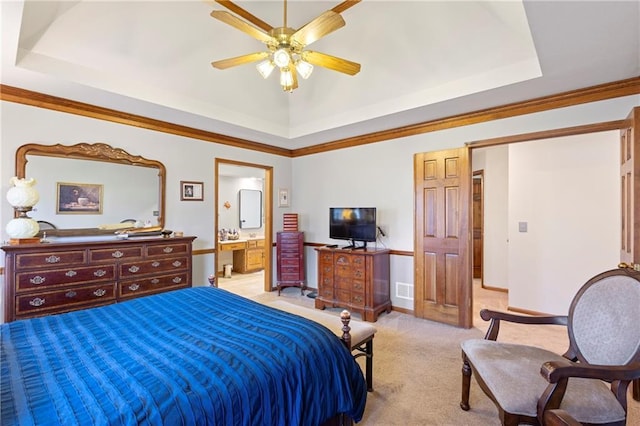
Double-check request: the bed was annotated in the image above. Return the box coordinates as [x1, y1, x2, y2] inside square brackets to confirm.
[1, 287, 367, 425]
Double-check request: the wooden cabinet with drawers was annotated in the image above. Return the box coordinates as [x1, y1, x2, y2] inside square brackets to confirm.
[2, 236, 196, 322]
[276, 232, 305, 295]
[232, 239, 265, 273]
[314, 247, 391, 322]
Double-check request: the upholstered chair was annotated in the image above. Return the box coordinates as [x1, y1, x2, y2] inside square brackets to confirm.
[460, 268, 640, 425]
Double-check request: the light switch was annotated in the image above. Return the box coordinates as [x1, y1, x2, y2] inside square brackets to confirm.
[518, 222, 528, 232]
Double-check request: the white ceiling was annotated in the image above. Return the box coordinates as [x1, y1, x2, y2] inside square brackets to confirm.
[2, 1, 639, 150]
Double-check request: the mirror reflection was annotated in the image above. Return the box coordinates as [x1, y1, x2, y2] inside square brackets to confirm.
[17, 143, 165, 236]
[239, 189, 262, 229]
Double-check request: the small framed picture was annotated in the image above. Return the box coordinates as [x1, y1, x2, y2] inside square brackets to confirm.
[57, 182, 103, 214]
[180, 181, 204, 201]
[278, 188, 289, 208]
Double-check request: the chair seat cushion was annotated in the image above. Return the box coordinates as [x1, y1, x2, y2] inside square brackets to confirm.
[461, 339, 626, 424]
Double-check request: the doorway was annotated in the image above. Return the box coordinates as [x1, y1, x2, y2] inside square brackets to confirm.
[215, 159, 274, 293]
[472, 170, 484, 282]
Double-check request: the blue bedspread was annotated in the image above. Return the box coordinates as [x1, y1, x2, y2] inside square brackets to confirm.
[1, 287, 367, 425]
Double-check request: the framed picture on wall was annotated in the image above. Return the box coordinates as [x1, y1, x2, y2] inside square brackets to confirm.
[181, 181, 203, 201]
[278, 188, 289, 207]
[56, 182, 103, 214]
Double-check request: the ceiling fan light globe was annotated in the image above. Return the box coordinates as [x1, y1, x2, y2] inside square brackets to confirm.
[280, 68, 294, 88]
[273, 48, 291, 68]
[256, 60, 275, 79]
[295, 60, 313, 79]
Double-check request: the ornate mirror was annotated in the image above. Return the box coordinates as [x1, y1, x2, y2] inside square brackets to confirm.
[16, 142, 166, 236]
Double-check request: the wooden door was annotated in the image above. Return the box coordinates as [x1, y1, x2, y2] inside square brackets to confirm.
[414, 147, 472, 328]
[472, 171, 484, 280]
[621, 107, 639, 265]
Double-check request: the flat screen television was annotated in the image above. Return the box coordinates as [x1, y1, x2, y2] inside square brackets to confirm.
[329, 207, 377, 248]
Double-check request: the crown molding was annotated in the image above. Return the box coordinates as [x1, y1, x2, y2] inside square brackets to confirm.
[2, 76, 639, 157]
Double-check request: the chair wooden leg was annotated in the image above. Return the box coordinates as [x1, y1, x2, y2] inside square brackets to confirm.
[461, 354, 472, 411]
[633, 378, 639, 402]
[364, 339, 373, 392]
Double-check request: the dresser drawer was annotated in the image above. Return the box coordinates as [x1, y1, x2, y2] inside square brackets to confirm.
[89, 246, 143, 262]
[280, 258, 301, 267]
[120, 257, 189, 277]
[219, 241, 246, 251]
[119, 272, 189, 298]
[247, 239, 265, 248]
[319, 252, 334, 263]
[16, 265, 116, 292]
[146, 242, 191, 257]
[319, 286, 334, 299]
[15, 283, 116, 317]
[280, 272, 302, 281]
[16, 250, 86, 269]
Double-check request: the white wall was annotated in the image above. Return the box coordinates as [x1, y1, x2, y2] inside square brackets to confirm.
[292, 96, 638, 312]
[1, 94, 638, 318]
[507, 132, 620, 314]
[0, 102, 294, 297]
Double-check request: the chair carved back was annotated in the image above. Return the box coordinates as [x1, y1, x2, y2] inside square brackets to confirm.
[568, 269, 640, 366]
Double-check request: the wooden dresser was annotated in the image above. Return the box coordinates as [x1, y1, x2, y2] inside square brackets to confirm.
[2, 236, 196, 322]
[276, 231, 306, 295]
[315, 247, 391, 322]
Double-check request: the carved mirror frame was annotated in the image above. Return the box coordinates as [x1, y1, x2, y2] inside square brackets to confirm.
[15, 142, 166, 236]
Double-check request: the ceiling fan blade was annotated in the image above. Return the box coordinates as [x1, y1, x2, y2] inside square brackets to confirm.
[291, 11, 345, 47]
[213, 0, 273, 32]
[211, 52, 269, 70]
[331, 0, 362, 14]
[210, 10, 273, 44]
[302, 51, 361, 76]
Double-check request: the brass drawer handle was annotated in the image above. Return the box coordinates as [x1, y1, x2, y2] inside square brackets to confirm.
[29, 297, 45, 307]
[128, 283, 140, 291]
[152, 261, 160, 267]
[45, 255, 60, 263]
[354, 282, 363, 290]
[151, 278, 160, 284]
[353, 295, 363, 303]
[163, 247, 174, 253]
[354, 271, 363, 278]
[65, 291, 77, 298]
[172, 277, 182, 283]
[30, 276, 46, 285]
[128, 265, 140, 273]
[94, 269, 107, 277]
[111, 250, 124, 258]
[93, 289, 107, 297]
[172, 261, 182, 267]
[65, 270, 77, 277]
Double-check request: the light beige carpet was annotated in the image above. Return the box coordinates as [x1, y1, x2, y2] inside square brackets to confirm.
[219, 274, 640, 425]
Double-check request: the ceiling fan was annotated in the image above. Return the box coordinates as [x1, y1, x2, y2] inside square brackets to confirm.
[209, 0, 361, 92]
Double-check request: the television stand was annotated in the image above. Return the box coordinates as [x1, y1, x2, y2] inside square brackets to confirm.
[342, 240, 367, 250]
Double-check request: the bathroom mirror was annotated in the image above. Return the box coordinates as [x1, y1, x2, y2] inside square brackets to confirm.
[239, 189, 262, 229]
[16, 142, 165, 236]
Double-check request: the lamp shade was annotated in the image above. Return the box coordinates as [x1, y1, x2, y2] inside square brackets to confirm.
[6, 177, 39, 208]
[6, 218, 39, 239]
[280, 68, 293, 88]
[295, 60, 313, 79]
[6, 177, 40, 239]
[256, 60, 275, 79]
[273, 48, 290, 68]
